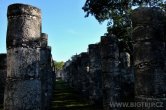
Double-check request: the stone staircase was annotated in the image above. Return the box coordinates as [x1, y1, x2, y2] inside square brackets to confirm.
[49, 79, 103, 110]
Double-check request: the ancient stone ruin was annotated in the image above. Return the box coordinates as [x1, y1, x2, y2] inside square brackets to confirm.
[0, 3, 55, 110]
[88, 43, 102, 104]
[132, 7, 166, 110]
[1, 3, 166, 110]
[62, 7, 166, 110]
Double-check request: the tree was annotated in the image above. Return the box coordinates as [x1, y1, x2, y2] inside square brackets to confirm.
[54, 61, 64, 71]
[82, 0, 165, 53]
[83, 0, 164, 27]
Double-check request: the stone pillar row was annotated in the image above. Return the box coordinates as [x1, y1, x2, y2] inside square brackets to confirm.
[62, 7, 166, 110]
[2, 3, 56, 110]
[64, 53, 89, 95]
[63, 35, 134, 110]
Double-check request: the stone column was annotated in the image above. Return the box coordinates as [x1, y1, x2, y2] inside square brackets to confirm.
[70, 55, 79, 89]
[132, 7, 166, 109]
[62, 60, 71, 82]
[0, 54, 7, 105]
[119, 52, 135, 104]
[40, 33, 48, 48]
[51, 57, 56, 91]
[69, 58, 77, 88]
[48, 55, 55, 103]
[88, 44, 102, 104]
[4, 4, 42, 110]
[79, 52, 90, 96]
[39, 33, 51, 110]
[100, 35, 120, 110]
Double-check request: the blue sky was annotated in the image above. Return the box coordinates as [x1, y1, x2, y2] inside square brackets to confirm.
[0, 0, 107, 61]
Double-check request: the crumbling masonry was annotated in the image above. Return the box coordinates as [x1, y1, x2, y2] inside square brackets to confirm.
[88, 43, 102, 105]
[132, 7, 166, 110]
[2, 4, 55, 110]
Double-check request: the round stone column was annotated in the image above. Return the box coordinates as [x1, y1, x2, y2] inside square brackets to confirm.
[4, 4, 42, 110]
[6, 3, 41, 49]
[132, 7, 166, 110]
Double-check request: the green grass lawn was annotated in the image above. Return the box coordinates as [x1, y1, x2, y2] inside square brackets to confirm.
[49, 79, 103, 110]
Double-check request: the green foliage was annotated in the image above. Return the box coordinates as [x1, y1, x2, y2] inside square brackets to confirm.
[82, 0, 165, 53]
[54, 61, 64, 71]
[82, 0, 164, 35]
[82, 0, 164, 26]
[159, 2, 166, 10]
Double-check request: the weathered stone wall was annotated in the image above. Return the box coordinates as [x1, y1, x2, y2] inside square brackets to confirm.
[88, 43, 102, 104]
[6, 4, 41, 49]
[62, 60, 71, 82]
[4, 4, 55, 110]
[100, 35, 119, 110]
[63, 35, 134, 109]
[132, 7, 166, 109]
[63, 53, 90, 98]
[49, 55, 56, 105]
[39, 33, 55, 110]
[0, 54, 7, 105]
[4, 4, 42, 110]
[78, 52, 90, 96]
[101, 35, 121, 110]
[68, 55, 79, 89]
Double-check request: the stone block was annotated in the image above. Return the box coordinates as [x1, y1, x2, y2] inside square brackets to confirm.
[4, 79, 41, 110]
[7, 47, 40, 79]
[7, 4, 41, 49]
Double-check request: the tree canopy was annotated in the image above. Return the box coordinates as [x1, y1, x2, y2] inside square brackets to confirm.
[82, 0, 165, 53]
[54, 61, 64, 71]
[82, 0, 164, 27]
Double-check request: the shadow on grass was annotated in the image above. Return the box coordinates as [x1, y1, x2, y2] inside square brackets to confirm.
[49, 79, 103, 110]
